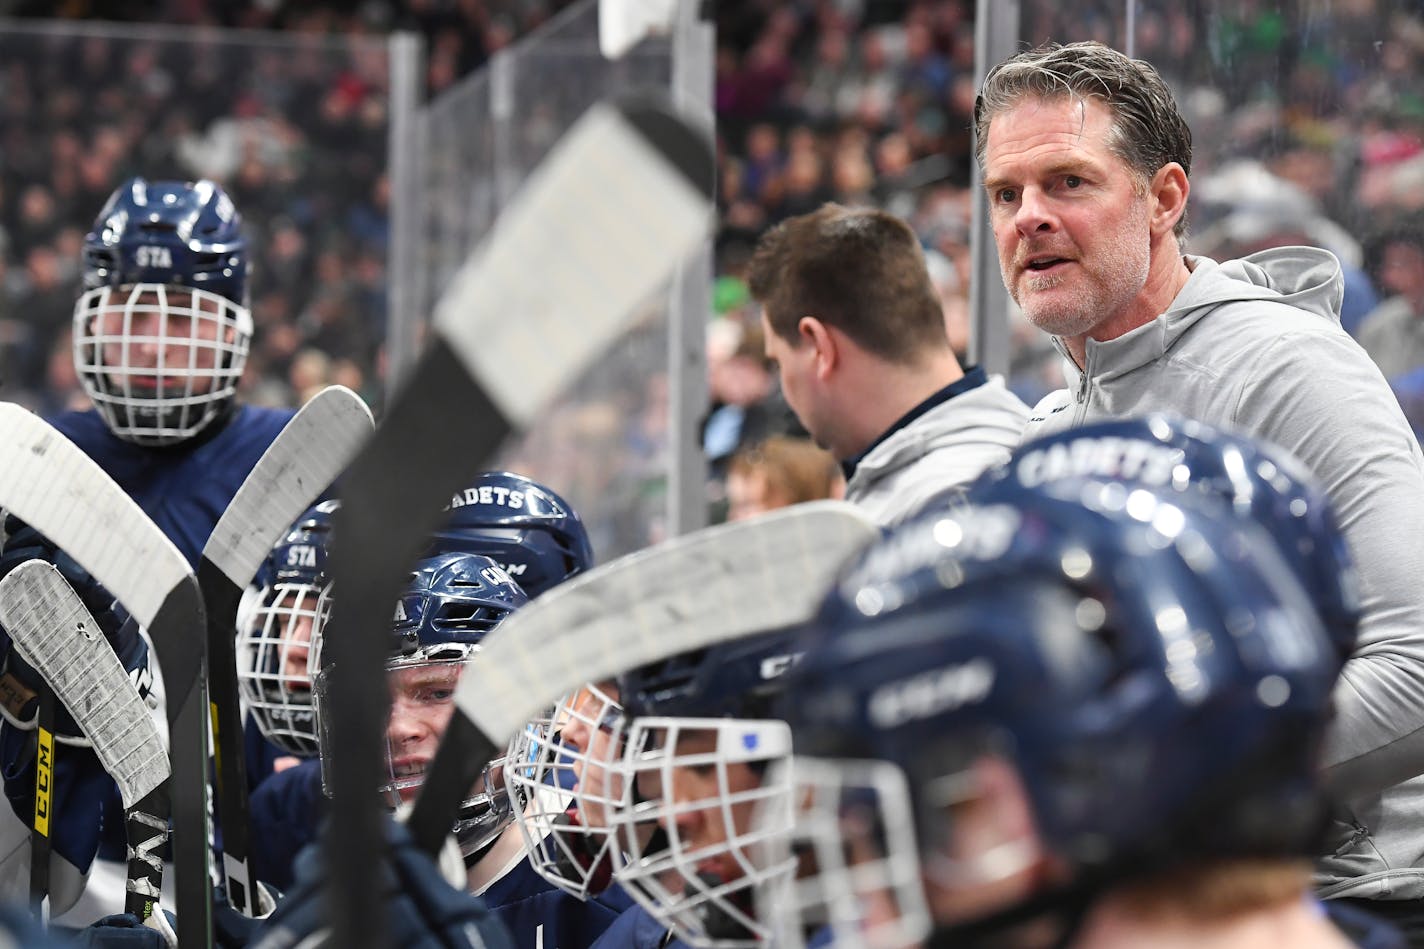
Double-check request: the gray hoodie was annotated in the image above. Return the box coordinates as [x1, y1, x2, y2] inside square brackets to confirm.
[1025, 247, 1424, 899]
[846, 375, 1028, 527]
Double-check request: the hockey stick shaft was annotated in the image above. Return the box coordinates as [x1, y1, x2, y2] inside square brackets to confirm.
[200, 560, 251, 913]
[123, 786, 169, 921]
[200, 385, 371, 916]
[30, 685, 53, 918]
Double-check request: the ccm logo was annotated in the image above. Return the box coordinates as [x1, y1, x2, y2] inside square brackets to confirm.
[759, 652, 803, 681]
[867, 659, 995, 728]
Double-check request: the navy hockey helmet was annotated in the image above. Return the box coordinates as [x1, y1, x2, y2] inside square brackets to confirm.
[385, 551, 528, 855]
[611, 627, 803, 949]
[73, 178, 254, 445]
[237, 500, 338, 757]
[969, 413, 1361, 666]
[262, 499, 338, 590]
[618, 626, 803, 724]
[80, 177, 249, 304]
[387, 550, 529, 663]
[426, 472, 592, 599]
[768, 492, 1338, 948]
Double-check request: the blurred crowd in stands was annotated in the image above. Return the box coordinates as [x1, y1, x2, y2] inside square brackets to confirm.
[703, 0, 1424, 507]
[0, 0, 578, 421]
[4, 0, 1424, 527]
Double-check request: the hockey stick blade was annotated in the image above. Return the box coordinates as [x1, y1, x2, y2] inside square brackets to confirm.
[0, 403, 211, 948]
[198, 384, 372, 916]
[0, 560, 171, 922]
[325, 97, 712, 948]
[0, 561, 168, 806]
[406, 502, 879, 853]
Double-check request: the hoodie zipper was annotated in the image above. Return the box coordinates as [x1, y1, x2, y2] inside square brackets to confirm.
[1073, 346, 1093, 425]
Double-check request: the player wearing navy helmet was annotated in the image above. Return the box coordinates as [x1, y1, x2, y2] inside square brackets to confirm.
[238, 500, 338, 762]
[48, 177, 296, 567]
[588, 627, 802, 949]
[0, 179, 304, 926]
[759, 490, 1349, 949]
[966, 417, 1422, 939]
[968, 413, 1362, 666]
[428, 471, 593, 599]
[247, 547, 527, 897]
[73, 177, 253, 447]
[414, 471, 654, 949]
[237, 501, 338, 892]
[313, 551, 528, 857]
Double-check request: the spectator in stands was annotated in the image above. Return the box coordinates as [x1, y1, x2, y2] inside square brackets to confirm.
[1359, 220, 1424, 380]
[703, 318, 800, 482]
[724, 434, 843, 522]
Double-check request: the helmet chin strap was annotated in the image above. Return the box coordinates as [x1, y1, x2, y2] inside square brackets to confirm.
[695, 870, 759, 944]
[550, 809, 616, 894]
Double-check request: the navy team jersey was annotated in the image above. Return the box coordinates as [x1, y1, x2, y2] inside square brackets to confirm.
[47, 404, 294, 915]
[589, 902, 692, 949]
[49, 405, 296, 568]
[249, 757, 325, 892]
[483, 858, 634, 949]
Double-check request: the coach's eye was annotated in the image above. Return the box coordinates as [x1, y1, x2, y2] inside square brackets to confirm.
[1064, 175, 1083, 189]
[995, 188, 1018, 203]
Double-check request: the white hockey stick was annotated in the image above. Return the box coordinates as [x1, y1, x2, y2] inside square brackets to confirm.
[406, 502, 879, 853]
[0, 560, 171, 926]
[197, 384, 372, 916]
[322, 96, 713, 947]
[0, 402, 211, 949]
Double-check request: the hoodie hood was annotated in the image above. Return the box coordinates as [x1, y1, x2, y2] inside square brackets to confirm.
[1056, 246, 1345, 388]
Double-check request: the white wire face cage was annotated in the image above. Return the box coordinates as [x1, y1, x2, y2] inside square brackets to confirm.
[608, 716, 796, 949]
[235, 579, 326, 757]
[754, 757, 932, 949]
[72, 283, 254, 445]
[508, 683, 627, 900]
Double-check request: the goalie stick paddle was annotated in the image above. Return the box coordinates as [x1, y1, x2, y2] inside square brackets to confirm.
[405, 502, 879, 854]
[0, 402, 211, 949]
[0, 560, 171, 925]
[324, 96, 713, 948]
[197, 384, 373, 916]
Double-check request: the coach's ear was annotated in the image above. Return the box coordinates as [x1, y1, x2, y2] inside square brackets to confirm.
[1150, 162, 1189, 239]
[797, 316, 839, 380]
